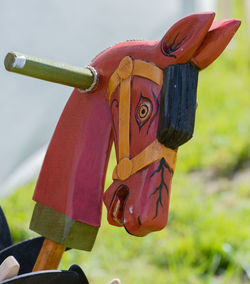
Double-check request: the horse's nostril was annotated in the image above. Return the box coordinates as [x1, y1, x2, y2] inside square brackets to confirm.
[111, 186, 129, 225]
[117, 186, 129, 199]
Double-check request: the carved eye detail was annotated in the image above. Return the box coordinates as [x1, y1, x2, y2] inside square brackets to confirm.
[138, 102, 150, 119]
[135, 95, 153, 130]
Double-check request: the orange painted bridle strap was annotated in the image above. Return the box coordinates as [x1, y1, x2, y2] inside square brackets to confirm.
[108, 58, 163, 99]
[108, 56, 177, 181]
[112, 140, 177, 180]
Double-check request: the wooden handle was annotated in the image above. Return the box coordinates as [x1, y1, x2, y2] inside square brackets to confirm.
[4, 51, 98, 91]
[32, 238, 66, 271]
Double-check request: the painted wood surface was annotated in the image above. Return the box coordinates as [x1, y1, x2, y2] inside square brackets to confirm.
[30, 87, 113, 251]
[29, 11, 240, 250]
[4, 52, 96, 91]
[102, 13, 240, 236]
[19, 12, 241, 271]
[32, 239, 65, 271]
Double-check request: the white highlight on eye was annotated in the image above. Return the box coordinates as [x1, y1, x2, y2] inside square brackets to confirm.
[129, 206, 133, 214]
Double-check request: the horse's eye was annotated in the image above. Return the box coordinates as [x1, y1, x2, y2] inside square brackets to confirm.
[135, 96, 153, 130]
[137, 103, 150, 120]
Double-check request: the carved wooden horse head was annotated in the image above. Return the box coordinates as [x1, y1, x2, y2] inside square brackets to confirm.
[31, 12, 240, 250]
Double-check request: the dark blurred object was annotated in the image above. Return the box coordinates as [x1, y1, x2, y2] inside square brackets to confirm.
[0, 207, 12, 251]
[0, 237, 44, 275]
[0, 264, 89, 284]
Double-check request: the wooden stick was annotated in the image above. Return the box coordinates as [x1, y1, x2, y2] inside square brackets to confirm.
[4, 51, 98, 91]
[32, 238, 66, 271]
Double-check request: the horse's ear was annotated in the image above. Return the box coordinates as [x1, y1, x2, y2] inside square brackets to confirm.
[159, 12, 215, 63]
[192, 19, 241, 69]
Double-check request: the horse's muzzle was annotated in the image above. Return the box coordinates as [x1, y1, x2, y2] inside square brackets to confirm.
[104, 159, 173, 236]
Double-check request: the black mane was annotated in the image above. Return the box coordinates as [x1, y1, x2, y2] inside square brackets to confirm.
[157, 62, 199, 149]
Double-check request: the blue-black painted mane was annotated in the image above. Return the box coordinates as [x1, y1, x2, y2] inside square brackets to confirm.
[157, 62, 199, 149]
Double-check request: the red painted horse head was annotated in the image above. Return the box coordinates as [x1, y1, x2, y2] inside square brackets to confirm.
[31, 12, 240, 250]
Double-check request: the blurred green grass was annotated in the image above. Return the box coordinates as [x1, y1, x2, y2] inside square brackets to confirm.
[2, 5, 250, 284]
[2, 170, 249, 283]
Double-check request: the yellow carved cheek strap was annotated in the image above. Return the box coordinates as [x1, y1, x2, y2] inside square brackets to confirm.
[108, 56, 177, 181]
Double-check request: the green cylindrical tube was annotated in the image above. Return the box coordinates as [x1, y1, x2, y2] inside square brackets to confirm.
[4, 51, 97, 91]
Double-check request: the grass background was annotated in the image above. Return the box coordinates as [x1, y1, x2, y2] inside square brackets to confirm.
[1, 2, 250, 283]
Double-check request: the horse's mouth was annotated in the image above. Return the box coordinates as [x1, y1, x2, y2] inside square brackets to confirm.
[104, 160, 173, 236]
[108, 185, 129, 226]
